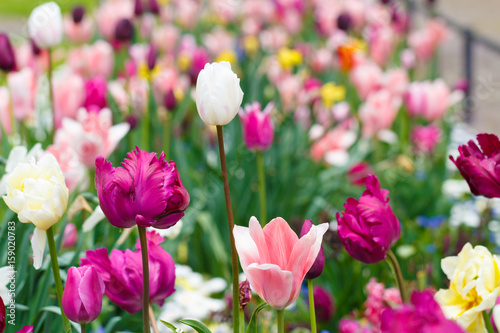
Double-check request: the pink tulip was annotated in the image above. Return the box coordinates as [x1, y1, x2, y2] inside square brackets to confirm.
[62, 265, 105, 324]
[53, 70, 85, 128]
[350, 61, 382, 100]
[8, 68, 36, 121]
[408, 19, 447, 62]
[16, 327, 34, 333]
[311, 121, 357, 165]
[0, 87, 11, 136]
[233, 216, 328, 310]
[259, 27, 289, 52]
[411, 124, 442, 154]
[153, 25, 179, 53]
[300, 220, 325, 280]
[379, 68, 409, 99]
[46, 141, 88, 192]
[85, 41, 114, 79]
[63, 15, 94, 43]
[202, 28, 234, 57]
[368, 26, 394, 66]
[62, 223, 78, 249]
[84, 76, 108, 111]
[239, 102, 275, 151]
[359, 89, 401, 137]
[96, 0, 134, 41]
[55, 108, 130, 168]
[405, 79, 450, 122]
[81, 231, 175, 313]
[347, 162, 373, 186]
[175, 0, 201, 29]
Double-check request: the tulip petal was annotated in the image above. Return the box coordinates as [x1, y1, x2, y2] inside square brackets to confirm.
[31, 228, 47, 270]
[262, 217, 299, 269]
[79, 266, 104, 323]
[234, 221, 260, 269]
[62, 267, 83, 323]
[246, 263, 293, 310]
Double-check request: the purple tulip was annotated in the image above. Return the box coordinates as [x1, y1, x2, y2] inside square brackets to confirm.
[146, 44, 157, 71]
[164, 89, 177, 111]
[337, 13, 352, 31]
[336, 175, 400, 264]
[300, 220, 325, 279]
[380, 291, 465, 333]
[134, 0, 144, 16]
[149, 0, 160, 15]
[81, 231, 175, 314]
[238, 102, 275, 152]
[450, 133, 500, 198]
[84, 76, 108, 111]
[62, 266, 105, 324]
[0, 297, 5, 333]
[189, 48, 210, 85]
[0, 33, 16, 73]
[115, 18, 134, 42]
[72, 6, 85, 24]
[239, 280, 252, 310]
[95, 147, 190, 229]
[313, 286, 335, 322]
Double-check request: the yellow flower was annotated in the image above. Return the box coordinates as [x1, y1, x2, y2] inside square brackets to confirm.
[243, 36, 259, 56]
[277, 48, 302, 70]
[138, 63, 162, 81]
[435, 243, 500, 332]
[320, 82, 345, 108]
[177, 54, 192, 72]
[215, 50, 238, 66]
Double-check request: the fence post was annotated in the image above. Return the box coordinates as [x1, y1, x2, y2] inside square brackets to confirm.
[464, 29, 474, 123]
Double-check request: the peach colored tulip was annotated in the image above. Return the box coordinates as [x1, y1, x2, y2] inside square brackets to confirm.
[233, 217, 328, 310]
[8, 68, 36, 121]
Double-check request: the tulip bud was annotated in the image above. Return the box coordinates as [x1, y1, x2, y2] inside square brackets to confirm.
[147, 44, 157, 71]
[337, 13, 352, 31]
[0, 34, 16, 72]
[134, 0, 144, 16]
[115, 18, 134, 42]
[149, 0, 160, 15]
[239, 102, 274, 151]
[126, 114, 138, 130]
[164, 89, 177, 111]
[336, 175, 401, 264]
[28, 2, 63, 49]
[453, 78, 469, 93]
[239, 280, 252, 310]
[17, 326, 34, 333]
[62, 266, 105, 324]
[300, 220, 325, 279]
[62, 223, 78, 249]
[72, 6, 85, 24]
[347, 162, 373, 186]
[195, 61, 244, 126]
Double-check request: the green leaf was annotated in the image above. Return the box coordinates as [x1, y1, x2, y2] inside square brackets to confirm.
[246, 302, 269, 333]
[38, 306, 80, 332]
[179, 319, 213, 333]
[104, 316, 122, 333]
[160, 320, 179, 333]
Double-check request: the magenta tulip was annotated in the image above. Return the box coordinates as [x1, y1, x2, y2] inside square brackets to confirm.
[0, 297, 5, 333]
[411, 124, 441, 154]
[312, 286, 334, 322]
[84, 76, 108, 111]
[81, 231, 175, 313]
[95, 147, 190, 229]
[16, 327, 33, 333]
[336, 175, 401, 264]
[451, 133, 500, 198]
[300, 220, 325, 280]
[62, 265, 105, 324]
[233, 216, 328, 310]
[239, 102, 275, 152]
[380, 291, 465, 333]
[0, 33, 16, 73]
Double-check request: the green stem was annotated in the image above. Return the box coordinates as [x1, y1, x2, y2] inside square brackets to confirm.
[216, 125, 240, 333]
[163, 112, 172, 160]
[141, 107, 150, 151]
[138, 226, 150, 333]
[277, 309, 284, 333]
[239, 310, 245, 333]
[386, 249, 408, 303]
[256, 151, 267, 226]
[81, 323, 87, 333]
[48, 48, 55, 143]
[46, 227, 72, 333]
[483, 310, 495, 333]
[307, 280, 317, 333]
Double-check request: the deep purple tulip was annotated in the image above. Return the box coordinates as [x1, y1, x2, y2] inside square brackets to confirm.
[72, 6, 85, 24]
[238, 102, 275, 152]
[300, 220, 325, 279]
[313, 286, 334, 322]
[81, 231, 176, 314]
[30, 38, 41, 56]
[450, 133, 500, 198]
[164, 89, 177, 111]
[337, 13, 352, 32]
[380, 291, 465, 333]
[115, 18, 134, 42]
[84, 76, 108, 111]
[336, 175, 401, 264]
[95, 147, 190, 229]
[0, 33, 16, 73]
[134, 0, 144, 16]
[62, 266, 105, 324]
[146, 44, 157, 71]
[149, 0, 160, 15]
[0, 297, 5, 333]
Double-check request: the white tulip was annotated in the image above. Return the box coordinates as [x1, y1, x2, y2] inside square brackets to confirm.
[195, 61, 244, 126]
[3, 153, 69, 231]
[28, 2, 63, 48]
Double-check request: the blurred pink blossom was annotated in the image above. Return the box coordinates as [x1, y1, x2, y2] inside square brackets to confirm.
[311, 120, 357, 166]
[0, 87, 11, 136]
[359, 89, 401, 137]
[369, 26, 394, 66]
[8, 68, 36, 121]
[46, 141, 88, 192]
[350, 61, 382, 100]
[153, 25, 179, 53]
[96, 0, 134, 40]
[408, 19, 447, 62]
[411, 124, 442, 154]
[203, 28, 235, 56]
[53, 70, 85, 128]
[405, 79, 451, 121]
[379, 68, 409, 99]
[64, 16, 94, 43]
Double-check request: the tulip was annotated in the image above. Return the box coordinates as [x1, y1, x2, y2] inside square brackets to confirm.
[17, 327, 34, 333]
[405, 79, 450, 122]
[0, 297, 5, 333]
[146, 44, 157, 71]
[0, 33, 16, 72]
[450, 133, 500, 198]
[336, 175, 401, 264]
[195, 61, 244, 126]
[239, 280, 252, 310]
[95, 147, 190, 229]
[411, 124, 442, 154]
[164, 89, 177, 111]
[81, 231, 175, 313]
[83, 76, 108, 111]
[300, 220, 325, 280]
[28, 2, 63, 49]
[62, 266, 105, 324]
[381, 291, 464, 333]
[312, 286, 334, 322]
[115, 18, 134, 42]
[337, 13, 352, 31]
[72, 6, 85, 23]
[233, 216, 328, 310]
[239, 102, 274, 151]
[347, 162, 373, 186]
[8, 68, 36, 121]
[62, 223, 78, 249]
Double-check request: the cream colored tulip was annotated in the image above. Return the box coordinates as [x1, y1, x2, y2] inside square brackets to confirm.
[435, 243, 500, 332]
[3, 153, 68, 230]
[28, 2, 63, 49]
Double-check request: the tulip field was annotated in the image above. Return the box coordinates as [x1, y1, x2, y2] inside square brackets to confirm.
[1, 0, 499, 332]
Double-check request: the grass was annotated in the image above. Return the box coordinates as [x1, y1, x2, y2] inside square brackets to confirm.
[0, 0, 96, 17]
